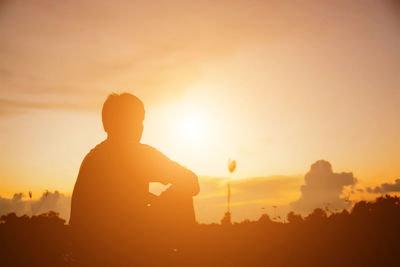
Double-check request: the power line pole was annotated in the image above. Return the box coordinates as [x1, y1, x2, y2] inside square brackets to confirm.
[222, 159, 236, 225]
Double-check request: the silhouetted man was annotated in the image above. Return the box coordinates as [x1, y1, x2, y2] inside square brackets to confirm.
[70, 93, 199, 265]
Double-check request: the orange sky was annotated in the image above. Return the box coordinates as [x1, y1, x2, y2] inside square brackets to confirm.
[1, 0, 400, 208]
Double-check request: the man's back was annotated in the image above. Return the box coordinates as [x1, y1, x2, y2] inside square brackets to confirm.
[72, 139, 198, 221]
[71, 140, 147, 232]
[70, 138, 199, 247]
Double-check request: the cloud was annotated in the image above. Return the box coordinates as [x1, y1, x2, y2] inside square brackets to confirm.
[0, 191, 71, 220]
[3, 0, 398, 114]
[0, 98, 99, 115]
[366, 179, 400, 194]
[0, 0, 263, 113]
[290, 160, 357, 213]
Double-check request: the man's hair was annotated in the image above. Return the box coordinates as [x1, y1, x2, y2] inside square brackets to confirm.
[102, 93, 145, 135]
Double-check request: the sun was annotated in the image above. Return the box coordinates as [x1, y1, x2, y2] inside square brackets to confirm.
[180, 113, 206, 142]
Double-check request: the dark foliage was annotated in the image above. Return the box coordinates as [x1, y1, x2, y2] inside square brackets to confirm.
[0, 211, 71, 266]
[1, 195, 399, 266]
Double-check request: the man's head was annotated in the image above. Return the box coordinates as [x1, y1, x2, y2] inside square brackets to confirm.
[102, 93, 145, 142]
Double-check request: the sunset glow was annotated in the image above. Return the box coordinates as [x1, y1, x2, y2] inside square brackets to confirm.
[2, 1, 400, 265]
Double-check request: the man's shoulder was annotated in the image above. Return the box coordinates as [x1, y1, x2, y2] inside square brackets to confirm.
[136, 143, 172, 163]
[81, 140, 108, 162]
[81, 141, 164, 163]
[137, 143, 163, 156]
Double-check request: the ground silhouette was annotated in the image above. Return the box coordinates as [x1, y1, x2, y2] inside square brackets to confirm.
[1, 195, 400, 266]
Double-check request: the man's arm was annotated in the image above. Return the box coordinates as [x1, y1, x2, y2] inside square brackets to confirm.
[143, 145, 200, 196]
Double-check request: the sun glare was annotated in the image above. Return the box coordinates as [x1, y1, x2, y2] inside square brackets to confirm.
[180, 114, 205, 142]
[148, 96, 226, 175]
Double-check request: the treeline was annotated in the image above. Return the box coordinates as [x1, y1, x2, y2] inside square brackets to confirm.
[1, 195, 399, 266]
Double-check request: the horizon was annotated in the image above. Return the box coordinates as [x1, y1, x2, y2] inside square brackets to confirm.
[1, 162, 398, 224]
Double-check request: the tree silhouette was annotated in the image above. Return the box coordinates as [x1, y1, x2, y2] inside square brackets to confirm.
[1, 195, 400, 266]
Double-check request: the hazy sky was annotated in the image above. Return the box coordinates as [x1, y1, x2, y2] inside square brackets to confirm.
[1, 0, 400, 203]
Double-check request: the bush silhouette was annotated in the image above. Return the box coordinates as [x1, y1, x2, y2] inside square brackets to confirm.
[1, 195, 400, 266]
